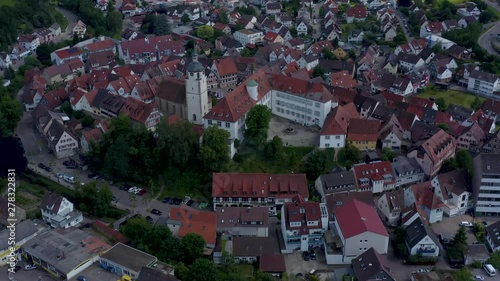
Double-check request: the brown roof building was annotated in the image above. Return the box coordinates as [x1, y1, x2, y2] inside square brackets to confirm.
[216, 207, 269, 237]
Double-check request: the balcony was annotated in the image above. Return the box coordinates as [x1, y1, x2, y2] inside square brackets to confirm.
[417, 247, 437, 254]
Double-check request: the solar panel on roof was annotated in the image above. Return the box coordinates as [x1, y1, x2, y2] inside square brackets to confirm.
[68, 48, 78, 53]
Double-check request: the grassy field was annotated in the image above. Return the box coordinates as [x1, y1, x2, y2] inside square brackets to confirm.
[160, 170, 211, 201]
[417, 88, 485, 109]
[0, 0, 15, 7]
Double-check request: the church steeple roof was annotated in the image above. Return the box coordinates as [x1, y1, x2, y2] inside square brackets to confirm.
[187, 44, 204, 73]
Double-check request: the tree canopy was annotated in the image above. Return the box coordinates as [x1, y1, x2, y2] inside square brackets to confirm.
[200, 126, 230, 171]
[244, 105, 272, 148]
[0, 94, 22, 138]
[60, 0, 123, 36]
[78, 181, 113, 217]
[197, 26, 214, 41]
[0, 136, 28, 178]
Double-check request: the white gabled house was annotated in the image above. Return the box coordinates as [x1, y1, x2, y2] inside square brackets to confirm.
[404, 217, 440, 257]
[40, 193, 83, 229]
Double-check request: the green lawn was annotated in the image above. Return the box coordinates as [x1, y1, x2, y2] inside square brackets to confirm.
[227, 145, 314, 174]
[0, 0, 15, 7]
[417, 88, 485, 109]
[160, 170, 211, 201]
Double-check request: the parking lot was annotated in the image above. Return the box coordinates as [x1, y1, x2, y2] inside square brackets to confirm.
[284, 251, 335, 279]
[431, 215, 478, 243]
[3, 260, 57, 281]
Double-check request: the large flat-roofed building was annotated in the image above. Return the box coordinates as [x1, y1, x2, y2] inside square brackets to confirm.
[21, 227, 111, 280]
[99, 243, 157, 279]
[0, 220, 45, 266]
[472, 153, 500, 216]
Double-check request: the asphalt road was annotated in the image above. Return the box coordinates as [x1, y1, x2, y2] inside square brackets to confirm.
[393, 8, 413, 43]
[55, 6, 79, 40]
[477, 0, 500, 55]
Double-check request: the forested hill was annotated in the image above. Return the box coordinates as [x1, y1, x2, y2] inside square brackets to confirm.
[0, 0, 65, 51]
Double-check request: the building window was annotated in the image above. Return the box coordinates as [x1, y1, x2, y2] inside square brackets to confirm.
[217, 121, 222, 127]
[225, 122, 230, 128]
[325, 136, 330, 140]
[208, 120, 212, 125]
[335, 136, 341, 139]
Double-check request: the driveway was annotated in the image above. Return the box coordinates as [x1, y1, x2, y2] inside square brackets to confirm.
[284, 251, 335, 276]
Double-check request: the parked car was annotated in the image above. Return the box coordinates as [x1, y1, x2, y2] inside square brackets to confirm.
[309, 269, 317, 275]
[88, 173, 98, 179]
[13, 265, 21, 272]
[137, 189, 147, 196]
[66, 164, 78, 169]
[302, 251, 310, 261]
[162, 197, 171, 203]
[25, 264, 37, 270]
[92, 173, 103, 180]
[63, 160, 72, 166]
[174, 198, 182, 205]
[186, 200, 194, 206]
[120, 184, 132, 191]
[112, 196, 117, 202]
[151, 209, 162, 216]
[473, 276, 485, 281]
[128, 187, 140, 193]
[146, 216, 154, 224]
[55, 173, 63, 178]
[38, 163, 51, 172]
[133, 188, 142, 195]
[77, 276, 88, 281]
[169, 198, 177, 205]
[309, 249, 316, 260]
[459, 221, 473, 227]
[482, 221, 488, 226]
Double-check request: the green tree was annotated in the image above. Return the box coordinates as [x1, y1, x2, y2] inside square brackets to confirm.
[155, 119, 200, 171]
[120, 217, 153, 242]
[381, 147, 395, 162]
[488, 251, 500, 269]
[479, 10, 494, 24]
[253, 270, 274, 281]
[456, 149, 474, 176]
[304, 149, 330, 179]
[78, 181, 113, 217]
[244, 105, 272, 148]
[175, 262, 190, 280]
[452, 226, 468, 255]
[453, 268, 473, 281]
[265, 136, 285, 161]
[154, 14, 171, 36]
[197, 25, 214, 41]
[188, 259, 217, 281]
[36, 43, 52, 66]
[217, 10, 229, 24]
[311, 66, 325, 78]
[0, 94, 22, 137]
[181, 233, 205, 265]
[181, 13, 190, 24]
[105, 3, 123, 34]
[470, 96, 482, 111]
[436, 97, 448, 112]
[322, 48, 334, 59]
[437, 123, 449, 132]
[200, 126, 230, 171]
[0, 136, 28, 177]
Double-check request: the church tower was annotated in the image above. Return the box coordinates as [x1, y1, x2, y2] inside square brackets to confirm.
[186, 47, 209, 125]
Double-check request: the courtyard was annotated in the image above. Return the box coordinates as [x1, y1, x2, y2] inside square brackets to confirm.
[268, 116, 320, 147]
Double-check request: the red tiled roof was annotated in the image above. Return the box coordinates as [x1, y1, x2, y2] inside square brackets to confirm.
[82, 128, 103, 143]
[419, 129, 456, 164]
[330, 71, 356, 89]
[264, 31, 280, 42]
[260, 254, 286, 273]
[346, 5, 367, 18]
[321, 102, 358, 135]
[284, 196, 322, 233]
[335, 200, 388, 238]
[409, 96, 435, 108]
[347, 118, 381, 142]
[70, 89, 86, 106]
[212, 173, 309, 199]
[119, 97, 159, 124]
[85, 39, 116, 52]
[54, 47, 83, 59]
[353, 161, 395, 190]
[426, 21, 444, 33]
[213, 57, 238, 77]
[410, 181, 446, 210]
[213, 22, 229, 31]
[169, 206, 217, 245]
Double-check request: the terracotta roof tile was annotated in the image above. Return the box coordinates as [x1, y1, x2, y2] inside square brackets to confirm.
[335, 200, 388, 238]
[168, 206, 217, 245]
[347, 118, 381, 142]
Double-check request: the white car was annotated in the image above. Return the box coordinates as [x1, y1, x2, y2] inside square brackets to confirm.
[128, 187, 139, 193]
[459, 221, 473, 227]
[25, 264, 37, 270]
[134, 188, 142, 195]
[474, 276, 485, 281]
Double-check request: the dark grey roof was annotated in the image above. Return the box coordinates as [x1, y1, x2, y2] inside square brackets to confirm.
[446, 104, 473, 122]
[391, 156, 422, 177]
[405, 217, 429, 248]
[0, 220, 40, 250]
[137, 267, 179, 281]
[186, 49, 204, 73]
[100, 243, 157, 273]
[318, 59, 355, 75]
[476, 153, 500, 175]
[352, 248, 396, 281]
[470, 70, 500, 84]
[40, 192, 64, 214]
[486, 220, 500, 248]
[232, 237, 276, 257]
[318, 171, 356, 195]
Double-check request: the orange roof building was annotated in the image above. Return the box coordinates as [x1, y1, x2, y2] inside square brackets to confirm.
[167, 206, 217, 253]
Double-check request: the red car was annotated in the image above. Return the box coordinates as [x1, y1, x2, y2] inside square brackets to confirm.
[137, 189, 147, 196]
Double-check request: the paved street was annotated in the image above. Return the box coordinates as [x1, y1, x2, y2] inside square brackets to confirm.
[55, 7, 79, 40]
[268, 116, 320, 147]
[478, 22, 500, 56]
[393, 7, 413, 43]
